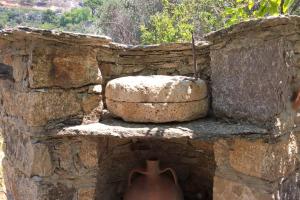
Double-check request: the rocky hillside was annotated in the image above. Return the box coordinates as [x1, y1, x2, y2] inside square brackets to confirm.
[0, 0, 82, 11]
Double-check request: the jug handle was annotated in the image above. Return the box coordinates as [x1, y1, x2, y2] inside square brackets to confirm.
[128, 168, 147, 187]
[160, 168, 179, 185]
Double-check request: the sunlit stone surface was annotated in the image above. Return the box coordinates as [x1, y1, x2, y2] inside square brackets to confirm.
[106, 75, 209, 123]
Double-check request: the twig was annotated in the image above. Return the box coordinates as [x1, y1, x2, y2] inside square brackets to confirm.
[192, 33, 198, 79]
[280, 0, 285, 14]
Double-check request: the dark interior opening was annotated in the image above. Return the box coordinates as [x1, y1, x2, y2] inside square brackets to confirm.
[95, 137, 215, 200]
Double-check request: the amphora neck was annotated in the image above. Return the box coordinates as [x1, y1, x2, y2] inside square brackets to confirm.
[146, 160, 160, 176]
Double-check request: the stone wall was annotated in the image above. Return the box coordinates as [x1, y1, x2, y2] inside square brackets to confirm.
[1, 16, 300, 200]
[206, 16, 300, 134]
[205, 16, 300, 199]
[213, 133, 299, 200]
[98, 42, 211, 85]
[0, 28, 106, 200]
[0, 27, 212, 200]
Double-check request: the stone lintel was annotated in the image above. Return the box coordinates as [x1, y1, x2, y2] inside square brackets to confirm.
[54, 118, 268, 140]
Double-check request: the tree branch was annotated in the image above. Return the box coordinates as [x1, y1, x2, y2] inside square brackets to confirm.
[280, 0, 285, 14]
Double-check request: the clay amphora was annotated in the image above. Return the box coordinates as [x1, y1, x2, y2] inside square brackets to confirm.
[123, 159, 184, 200]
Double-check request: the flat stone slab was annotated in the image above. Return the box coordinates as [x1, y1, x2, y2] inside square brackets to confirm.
[56, 118, 269, 140]
[0, 26, 112, 46]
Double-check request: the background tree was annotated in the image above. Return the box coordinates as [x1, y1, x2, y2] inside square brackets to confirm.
[141, 0, 298, 44]
[140, 0, 194, 44]
[223, 0, 299, 26]
[94, 0, 162, 44]
[42, 9, 58, 24]
[60, 8, 92, 26]
[0, 0, 299, 44]
[140, 0, 232, 44]
[84, 0, 104, 16]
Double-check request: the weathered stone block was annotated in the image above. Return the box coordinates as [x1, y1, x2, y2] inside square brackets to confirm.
[78, 188, 95, 200]
[99, 63, 122, 79]
[53, 141, 73, 171]
[210, 39, 294, 133]
[213, 176, 274, 200]
[213, 139, 229, 169]
[48, 183, 77, 200]
[82, 94, 102, 113]
[11, 55, 28, 82]
[3, 129, 53, 177]
[51, 137, 100, 175]
[214, 170, 300, 200]
[1, 89, 82, 126]
[214, 134, 298, 182]
[29, 44, 102, 89]
[79, 139, 99, 168]
[230, 136, 297, 181]
[1, 84, 102, 126]
[294, 54, 300, 66]
[31, 143, 54, 177]
[294, 41, 300, 53]
[3, 159, 43, 200]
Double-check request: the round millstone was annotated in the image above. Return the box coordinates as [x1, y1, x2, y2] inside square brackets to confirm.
[106, 75, 207, 103]
[105, 75, 208, 123]
[106, 99, 208, 123]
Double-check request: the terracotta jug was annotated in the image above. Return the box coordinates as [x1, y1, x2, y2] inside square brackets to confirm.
[123, 159, 183, 200]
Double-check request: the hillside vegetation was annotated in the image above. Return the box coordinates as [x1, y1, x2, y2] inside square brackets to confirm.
[0, 0, 81, 11]
[0, 1, 95, 33]
[0, 0, 299, 44]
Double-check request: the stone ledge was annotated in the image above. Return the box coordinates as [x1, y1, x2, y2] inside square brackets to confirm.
[205, 15, 300, 43]
[0, 26, 112, 46]
[109, 41, 210, 51]
[53, 118, 269, 140]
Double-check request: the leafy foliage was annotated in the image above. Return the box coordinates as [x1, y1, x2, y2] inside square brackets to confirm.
[60, 8, 92, 27]
[141, 0, 298, 44]
[84, 0, 104, 15]
[223, 0, 299, 26]
[140, 0, 194, 44]
[140, 0, 231, 44]
[0, 6, 95, 33]
[0, 0, 299, 44]
[0, 7, 43, 28]
[42, 9, 58, 24]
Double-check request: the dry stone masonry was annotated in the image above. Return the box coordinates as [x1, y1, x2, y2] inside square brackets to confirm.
[0, 16, 299, 200]
[98, 41, 211, 86]
[206, 16, 300, 135]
